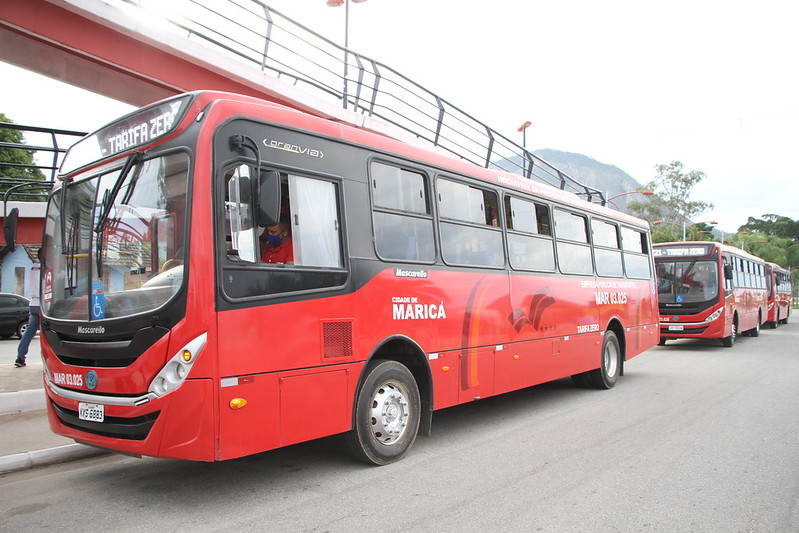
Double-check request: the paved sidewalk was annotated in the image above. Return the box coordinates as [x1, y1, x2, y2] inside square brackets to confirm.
[0, 339, 108, 474]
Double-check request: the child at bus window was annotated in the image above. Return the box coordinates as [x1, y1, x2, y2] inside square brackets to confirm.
[261, 216, 294, 264]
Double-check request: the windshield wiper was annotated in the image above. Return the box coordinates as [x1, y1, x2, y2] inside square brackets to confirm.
[94, 152, 142, 275]
[94, 152, 142, 234]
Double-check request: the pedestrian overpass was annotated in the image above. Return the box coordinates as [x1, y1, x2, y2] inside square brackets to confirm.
[1, 0, 604, 202]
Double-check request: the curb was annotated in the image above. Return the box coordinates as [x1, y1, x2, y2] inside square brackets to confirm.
[0, 389, 46, 416]
[0, 443, 109, 474]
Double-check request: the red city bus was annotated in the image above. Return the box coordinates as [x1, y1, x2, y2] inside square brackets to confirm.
[40, 91, 659, 464]
[765, 262, 792, 328]
[654, 241, 768, 347]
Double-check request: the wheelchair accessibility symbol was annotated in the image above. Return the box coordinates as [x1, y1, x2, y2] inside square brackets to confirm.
[91, 293, 105, 319]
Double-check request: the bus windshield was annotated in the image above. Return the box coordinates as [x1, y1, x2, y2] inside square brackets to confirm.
[656, 259, 719, 304]
[42, 152, 189, 320]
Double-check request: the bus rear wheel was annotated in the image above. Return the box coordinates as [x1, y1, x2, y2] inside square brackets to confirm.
[345, 360, 421, 466]
[588, 330, 621, 389]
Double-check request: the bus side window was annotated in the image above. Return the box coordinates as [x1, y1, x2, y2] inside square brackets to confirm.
[592, 219, 622, 277]
[554, 209, 592, 275]
[621, 227, 651, 278]
[370, 162, 435, 262]
[438, 178, 503, 268]
[504, 195, 555, 271]
[287, 174, 343, 268]
[224, 164, 258, 263]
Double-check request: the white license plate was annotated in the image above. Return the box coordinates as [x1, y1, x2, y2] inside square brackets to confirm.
[78, 402, 105, 423]
[668, 325, 684, 331]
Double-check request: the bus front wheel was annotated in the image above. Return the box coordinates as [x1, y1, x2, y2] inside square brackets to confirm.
[345, 360, 421, 466]
[721, 321, 736, 347]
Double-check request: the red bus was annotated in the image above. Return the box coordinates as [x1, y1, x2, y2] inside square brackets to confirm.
[40, 91, 659, 464]
[654, 241, 768, 347]
[765, 262, 792, 328]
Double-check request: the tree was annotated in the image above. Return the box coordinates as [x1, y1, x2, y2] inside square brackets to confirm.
[0, 113, 47, 201]
[628, 161, 713, 243]
[739, 214, 799, 244]
[734, 215, 799, 270]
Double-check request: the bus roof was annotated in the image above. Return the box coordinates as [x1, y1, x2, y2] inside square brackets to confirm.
[200, 91, 649, 229]
[63, 90, 650, 229]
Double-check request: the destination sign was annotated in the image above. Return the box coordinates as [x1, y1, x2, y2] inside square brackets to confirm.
[60, 94, 193, 174]
[653, 244, 714, 258]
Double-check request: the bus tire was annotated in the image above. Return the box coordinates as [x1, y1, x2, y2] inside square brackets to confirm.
[749, 315, 761, 337]
[588, 330, 621, 390]
[721, 321, 736, 347]
[344, 360, 421, 466]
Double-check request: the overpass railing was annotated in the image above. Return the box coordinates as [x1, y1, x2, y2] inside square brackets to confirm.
[0, 123, 86, 202]
[117, 0, 606, 204]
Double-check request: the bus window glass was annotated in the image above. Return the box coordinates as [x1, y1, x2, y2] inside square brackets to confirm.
[592, 220, 619, 248]
[372, 164, 427, 214]
[289, 175, 343, 267]
[592, 220, 622, 277]
[371, 162, 435, 262]
[438, 179, 498, 225]
[224, 164, 258, 263]
[438, 178, 503, 267]
[621, 227, 651, 278]
[554, 210, 591, 275]
[554, 210, 588, 242]
[595, 248, 623, 277]
[621, 227, 646, 253]
[505, 196, 555, 271]
[656, 260, 719, 303]
[43, 152, 189, 320]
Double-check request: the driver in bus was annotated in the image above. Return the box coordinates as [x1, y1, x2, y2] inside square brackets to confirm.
[261, 215, 294, 264]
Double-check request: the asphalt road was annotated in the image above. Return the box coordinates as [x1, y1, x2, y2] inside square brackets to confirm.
[2, 324, 798, 532]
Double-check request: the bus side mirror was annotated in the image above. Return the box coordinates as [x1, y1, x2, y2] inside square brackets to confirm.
[257, 170, 281, 227]
[724, 264, 733, 280]
[3, 207, 19, 252]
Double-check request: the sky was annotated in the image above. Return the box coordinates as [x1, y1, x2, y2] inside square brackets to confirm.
[2, 0, 798, 233]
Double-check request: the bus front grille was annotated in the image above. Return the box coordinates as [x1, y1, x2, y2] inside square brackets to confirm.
[50, 400, 159, 441]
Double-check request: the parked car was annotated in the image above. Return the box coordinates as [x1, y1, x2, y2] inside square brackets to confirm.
[0, 293, 31, 339]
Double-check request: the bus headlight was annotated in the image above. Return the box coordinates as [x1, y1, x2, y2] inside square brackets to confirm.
[148, 333, 207, 398]
[704, 309, 723, 323]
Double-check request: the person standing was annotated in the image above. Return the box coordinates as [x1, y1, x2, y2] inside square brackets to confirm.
[14, 248, 42, 368]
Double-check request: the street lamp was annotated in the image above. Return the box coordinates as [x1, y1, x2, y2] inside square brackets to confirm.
[326, 0, 368, 110]
[517, 121, 531, 148]
[605, 189, 653, 210]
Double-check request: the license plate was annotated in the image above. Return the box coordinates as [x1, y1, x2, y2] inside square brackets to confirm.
[668, 325, 684, 331]
[78, 402, 105, 423]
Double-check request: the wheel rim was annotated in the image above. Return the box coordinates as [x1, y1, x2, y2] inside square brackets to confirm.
[369, 380, 411, 446]
[603, 338, 619, 378]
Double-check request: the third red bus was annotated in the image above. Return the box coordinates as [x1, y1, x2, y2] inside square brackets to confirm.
[765, 262, 793, 328]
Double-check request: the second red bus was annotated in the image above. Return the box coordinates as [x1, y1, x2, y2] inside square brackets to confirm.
[655, 241, 768, 347]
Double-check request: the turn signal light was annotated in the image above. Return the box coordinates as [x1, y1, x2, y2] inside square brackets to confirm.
[182, 350, 192, 362]
[229, 398, 248, 410]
